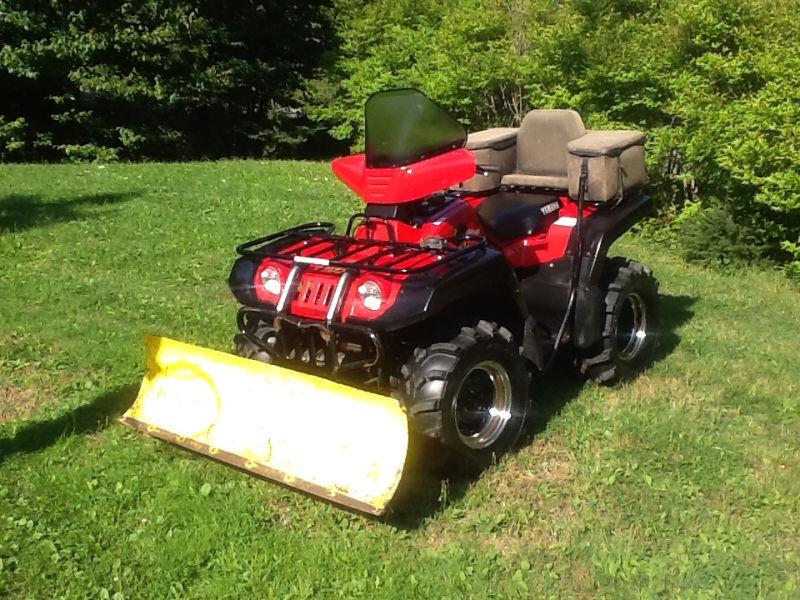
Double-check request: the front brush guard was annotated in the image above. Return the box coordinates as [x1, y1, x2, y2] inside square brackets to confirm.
[236, 307, 384, 380]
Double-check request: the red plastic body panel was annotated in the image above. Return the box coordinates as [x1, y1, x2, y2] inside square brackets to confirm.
[331, 148, 476, 204]
[489, 196, 598, 268]
[290, 270, 340, 319]
[351, 193, 598, 268]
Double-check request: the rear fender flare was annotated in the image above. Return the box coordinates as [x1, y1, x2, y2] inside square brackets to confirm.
[571, 194, 654, 349]
[578, 193, 654, 287]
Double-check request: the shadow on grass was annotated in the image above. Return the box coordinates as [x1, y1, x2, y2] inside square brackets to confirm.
[653, 293, 696, 363]
[0, 385, 138, 464]
[0, 191, 140, 234]
[387, 293, 697, 527]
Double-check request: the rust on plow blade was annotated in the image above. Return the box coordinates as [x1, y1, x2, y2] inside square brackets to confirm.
[121, 335, 409, 515]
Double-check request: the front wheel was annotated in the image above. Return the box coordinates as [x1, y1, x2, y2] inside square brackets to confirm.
[401, 320, 529, 466]
[234, 324, 277, 364]
[579, 258, 660, 385]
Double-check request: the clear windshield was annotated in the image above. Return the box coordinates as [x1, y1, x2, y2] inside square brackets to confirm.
[364, 89, 466, 168]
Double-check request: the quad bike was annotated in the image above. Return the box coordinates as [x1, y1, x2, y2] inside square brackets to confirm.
[122, 89, 659, 515]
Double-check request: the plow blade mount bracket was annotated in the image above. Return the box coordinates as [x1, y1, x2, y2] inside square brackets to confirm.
[121, 335, 409, 515]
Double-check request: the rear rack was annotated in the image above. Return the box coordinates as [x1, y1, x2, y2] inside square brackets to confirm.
[236, 221, 486, 275]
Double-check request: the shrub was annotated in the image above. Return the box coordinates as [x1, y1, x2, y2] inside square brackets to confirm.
[680, 201, 768, 268]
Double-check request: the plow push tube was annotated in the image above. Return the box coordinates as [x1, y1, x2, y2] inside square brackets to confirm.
[121, 335, 409, 515]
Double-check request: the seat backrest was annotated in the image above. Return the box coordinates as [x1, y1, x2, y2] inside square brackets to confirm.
[516, 110, 586, 177]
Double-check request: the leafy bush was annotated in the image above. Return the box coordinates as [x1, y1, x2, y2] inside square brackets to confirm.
[2, 0, 797, 275]
[0, 116, 26, 159]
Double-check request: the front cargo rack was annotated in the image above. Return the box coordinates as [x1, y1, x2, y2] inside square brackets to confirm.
[236, 221, 486, 275]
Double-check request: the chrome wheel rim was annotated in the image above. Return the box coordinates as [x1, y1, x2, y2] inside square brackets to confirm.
[452, 360, 513, 450]
[616, 292, 647, 360]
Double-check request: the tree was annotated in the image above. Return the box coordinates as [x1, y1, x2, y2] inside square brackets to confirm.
[0, 0, 333, 160]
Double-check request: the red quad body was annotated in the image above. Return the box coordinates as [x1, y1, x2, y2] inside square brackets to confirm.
[248, 147, 599, 323]
[332, 147, 596, 259]
[321, 147, 596, 319]
[245, 155, 593, 325]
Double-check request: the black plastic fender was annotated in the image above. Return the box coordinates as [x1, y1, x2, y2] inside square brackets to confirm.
[579, 194, 654, 286]
[228, 255, 260, 306]
[364, 246, 528, 333]
[520, 193, 654, 351]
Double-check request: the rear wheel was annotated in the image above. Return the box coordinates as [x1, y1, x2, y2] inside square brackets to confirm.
[401, 320, 528, 466]
[579, 258, 660, 384]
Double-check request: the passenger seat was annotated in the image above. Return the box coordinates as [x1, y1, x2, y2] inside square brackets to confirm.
[501, 110, 586, 191]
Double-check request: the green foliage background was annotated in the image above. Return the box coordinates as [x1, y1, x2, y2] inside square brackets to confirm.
[0, 0, 332, 161]
[303, 0, 800, 276]
[1, 0, 798, 274]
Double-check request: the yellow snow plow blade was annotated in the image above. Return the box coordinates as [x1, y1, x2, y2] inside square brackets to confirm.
[121, 335, 409, 515]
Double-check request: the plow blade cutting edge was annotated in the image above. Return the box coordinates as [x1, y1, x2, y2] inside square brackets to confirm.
[121, 335, 409, 515]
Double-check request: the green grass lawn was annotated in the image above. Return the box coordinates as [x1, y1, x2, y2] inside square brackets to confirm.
[1, 161, 798, 598]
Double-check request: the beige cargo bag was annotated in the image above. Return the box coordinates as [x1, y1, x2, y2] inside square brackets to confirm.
[456, 127, 518, 192]
[567, 130, 647, 202]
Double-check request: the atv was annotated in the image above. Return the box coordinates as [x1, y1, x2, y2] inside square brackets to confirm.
[228, 88, 660, 466]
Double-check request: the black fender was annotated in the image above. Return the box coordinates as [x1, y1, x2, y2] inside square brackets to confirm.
[580, 193, 654, 286]
[364, 246, 528, 334]
[576, 193, 654, 348]
[228, 255, 260, 306]
[521, 193, 654, 351]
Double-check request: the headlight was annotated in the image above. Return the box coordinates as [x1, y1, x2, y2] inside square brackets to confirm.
[259, 266, 282, 296]
[357, 280, 383, 311]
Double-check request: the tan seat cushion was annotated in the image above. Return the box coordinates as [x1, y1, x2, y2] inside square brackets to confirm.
[516, 109, 586, 179]
[501, 173, 569, 189]
[566, 130, 646, 157]
[466, 127, 518, 150]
